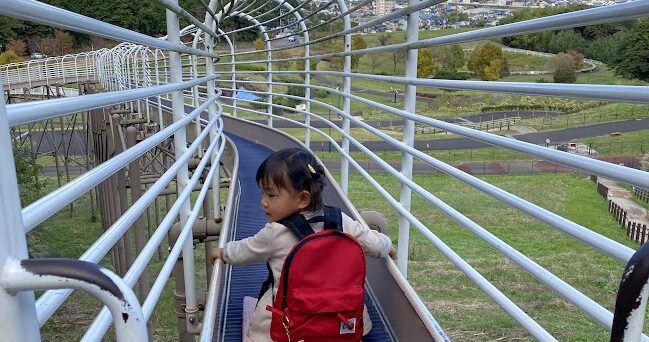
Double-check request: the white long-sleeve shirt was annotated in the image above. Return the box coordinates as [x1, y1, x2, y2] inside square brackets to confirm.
[223, 210, 393, 342]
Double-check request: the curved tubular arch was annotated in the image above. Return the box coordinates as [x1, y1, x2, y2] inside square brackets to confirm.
[265, 0, 336, 35]
[232, 11, 274, 126]
[216, 0, 310, 37]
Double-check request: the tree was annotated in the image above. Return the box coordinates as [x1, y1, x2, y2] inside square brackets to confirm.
[549, 53, 578, 83]
[253, 38, 265, 51]
[468, 43, 503, 80]
[0, 16, 18, 48]
[391, 50, 405, 74]
[500, 5, 589, 52]
[434, 67, 468, 80]
[377, 33, 391, 47]
[13, 145, 43, 205]
[368, 53, 382, 73]
[612, 19, 649, 82]
[275, 50, 293, 71]
[7, 39, 26, 56]
[351, 35, 367, 71]
[417, 49, 436, 78]
[548, 30, 586, 54]
[483, 59, 504, 81]
[445, 12, 468, 24]
[584, 31, 627, 65]
[432, 44, 464, 70]
[0, 51, 23, 65]
[566, 50, 585, 70]
[328, 56, 343, 71]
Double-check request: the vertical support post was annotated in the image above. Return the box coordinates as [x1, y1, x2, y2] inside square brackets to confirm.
[216, 30, 236, 117]
[165, 3, 200, 336]
[291, 5, 311, 148]
[205, 0, 222, 221]
[265, 29, 273, 127]
[338, 0, 352, 194]
[396, 0, 421, 277]
[0, 75, 41, 341]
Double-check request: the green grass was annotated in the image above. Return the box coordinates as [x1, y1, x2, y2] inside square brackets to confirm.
[502, 65, 646, 86]
[316, 147, 532, 164]
[26, 176, 214, 341]
[24, 167, 649, 341]
[582, 129, 649, 157]
[519, 102, 649, 131]
[341, 171, 645, 341]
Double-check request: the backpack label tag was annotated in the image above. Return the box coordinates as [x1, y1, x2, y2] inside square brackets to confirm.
[339, 318, 356, 334]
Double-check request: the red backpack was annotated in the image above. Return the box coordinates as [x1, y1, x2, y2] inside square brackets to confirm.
[263, 206, 366, 342]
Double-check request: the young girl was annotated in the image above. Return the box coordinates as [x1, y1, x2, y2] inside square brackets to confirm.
[211, 148, 396, 342]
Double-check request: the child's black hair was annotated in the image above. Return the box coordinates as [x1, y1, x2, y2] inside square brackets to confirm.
[256, 148, 326, 211]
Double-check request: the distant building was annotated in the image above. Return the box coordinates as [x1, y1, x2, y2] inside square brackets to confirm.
[375, 0, 395, 15]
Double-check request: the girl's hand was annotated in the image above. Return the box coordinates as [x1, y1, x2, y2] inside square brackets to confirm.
[210, 248, 224, 263]
[388, 247, 397, 260]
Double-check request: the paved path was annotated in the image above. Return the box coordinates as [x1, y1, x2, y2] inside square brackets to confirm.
[25, 116, 649, 155]
[321, 156, 642, 175]
[307, 117, 649, 152]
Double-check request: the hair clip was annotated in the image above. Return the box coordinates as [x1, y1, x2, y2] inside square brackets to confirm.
[307, 164, 316, 174]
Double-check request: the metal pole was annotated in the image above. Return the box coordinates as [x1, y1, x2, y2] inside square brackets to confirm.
[205, 0, 222, 221]
[165, 3, 200, 336]
[397, 0, 420, 278]
[338, 0, 351, 194]
[265, 24, 273, 127]
[0, 75, 41, 341]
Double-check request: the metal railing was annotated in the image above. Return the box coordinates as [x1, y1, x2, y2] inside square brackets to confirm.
[1, 0, 649, 341]
[0, 0, 226, 341]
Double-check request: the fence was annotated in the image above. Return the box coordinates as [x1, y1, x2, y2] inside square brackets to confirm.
[609, 200, 648, 244]
[627, 221, 648, 245]
[634, 187, 649, 204]
[415, 117, 520, 134]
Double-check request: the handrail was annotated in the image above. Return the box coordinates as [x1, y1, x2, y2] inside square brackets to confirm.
[611, 242, 649, 341]
[1, 258, 147, 341]
[200, 135, 240, 342]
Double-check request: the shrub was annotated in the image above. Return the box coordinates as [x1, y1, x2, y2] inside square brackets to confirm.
[0, 51, 24, 65]
[236, 63, 266, 71]
[13, 145, 43, 205]
[315, 89, 330, 98]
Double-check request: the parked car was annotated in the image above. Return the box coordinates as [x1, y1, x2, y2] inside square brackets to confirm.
[30, 52, 47, 59]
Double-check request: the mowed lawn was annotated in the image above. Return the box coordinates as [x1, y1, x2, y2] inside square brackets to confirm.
[341, 171, 644, 341]
[25, 169, 647, 341]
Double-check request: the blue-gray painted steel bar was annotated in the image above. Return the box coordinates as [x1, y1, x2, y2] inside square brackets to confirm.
[216, 99, 557, 341]
[220, 90, 649, 339]
[0, 75, 40, 342]
[165, 3, 200, 333]
[0, 0, 216, 58]
[157, 0, 221, 39]
[4, 259, 148, 341]
[221, 80, 639, 263]
[7, 76, 218, 126]
[80, 119, 226, 341]
[21, 96, 218, 233]
[34, 107, 222, 324]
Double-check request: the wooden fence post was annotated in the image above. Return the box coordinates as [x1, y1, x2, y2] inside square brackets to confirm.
[627, 221, 632, 237]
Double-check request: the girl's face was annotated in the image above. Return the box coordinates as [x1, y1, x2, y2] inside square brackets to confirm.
[259, 181, 310, 223]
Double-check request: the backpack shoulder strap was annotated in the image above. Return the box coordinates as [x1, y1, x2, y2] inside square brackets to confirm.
[279, 212, 316, 241]
[306, 206, 343, 232]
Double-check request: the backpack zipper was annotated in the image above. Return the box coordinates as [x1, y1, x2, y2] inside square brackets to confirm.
[280, 232, 345, 310]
